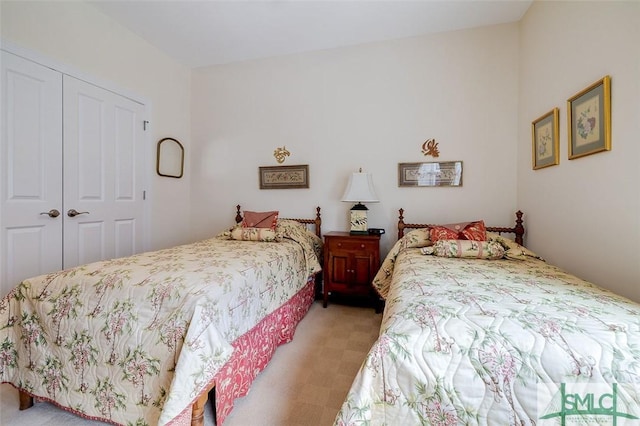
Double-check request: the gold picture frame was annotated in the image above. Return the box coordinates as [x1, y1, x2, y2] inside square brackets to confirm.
[398, 161, 463, 187]
[259, 164, 309, 189]
[567, 75, 611, 160]
[532, 108, 560, 170]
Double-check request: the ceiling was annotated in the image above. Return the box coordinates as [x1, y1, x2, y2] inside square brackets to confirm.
[90, 0, 533, 68]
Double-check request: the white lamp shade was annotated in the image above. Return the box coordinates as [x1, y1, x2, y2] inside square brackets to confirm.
[341, 172, 379, 203]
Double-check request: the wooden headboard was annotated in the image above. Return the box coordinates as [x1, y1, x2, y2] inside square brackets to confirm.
[235, 205, 322, 237]
[397, 209, 525, 246]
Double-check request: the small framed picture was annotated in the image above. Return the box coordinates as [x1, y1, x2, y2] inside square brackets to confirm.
[567, 75, 611, 160]
[398, 161, 463, 187]
[531, 108, 559, 170]
[259, 165, 309, 189]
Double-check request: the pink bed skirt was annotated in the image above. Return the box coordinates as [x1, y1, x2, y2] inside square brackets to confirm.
[212, 276, 316, 424]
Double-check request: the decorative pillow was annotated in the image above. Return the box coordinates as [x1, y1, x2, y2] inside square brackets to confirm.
[400, 228, 432, 249]
[242, 210, 279, 230]
[230, 226, 279, 242]
[276, 219, 307, 233]
[429, 220, 487, 242]
[429, 226, 460, 242]
[486, 232, 544, 261]
[421, 239, 505, 260]
[460, 220, 486, 241]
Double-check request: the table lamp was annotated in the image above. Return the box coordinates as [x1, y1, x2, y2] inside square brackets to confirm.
[341, 168, 379, 234]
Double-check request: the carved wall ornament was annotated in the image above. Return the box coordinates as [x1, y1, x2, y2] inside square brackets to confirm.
[421, 138, 440, 158]
[273, 146, 291, 163]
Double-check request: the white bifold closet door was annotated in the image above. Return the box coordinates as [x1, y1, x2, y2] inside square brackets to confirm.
[1, 51, 146, 297]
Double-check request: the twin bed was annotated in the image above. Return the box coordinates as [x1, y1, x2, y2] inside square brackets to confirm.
[336, 209, 640, 425]
[1, 206, 323, 426]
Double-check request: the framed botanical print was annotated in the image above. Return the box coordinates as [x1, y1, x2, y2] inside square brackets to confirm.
[567, 75, 611, 160]
[532, 108, 560, 170]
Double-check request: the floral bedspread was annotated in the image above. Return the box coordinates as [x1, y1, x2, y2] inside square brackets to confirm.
[0, 221, 322, 426]
[336, 247, 640, 425]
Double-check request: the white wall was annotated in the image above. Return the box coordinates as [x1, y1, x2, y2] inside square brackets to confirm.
[0, 1, 192, 251]
[191, 23, 521, 255]
[518, 1, 640, 301]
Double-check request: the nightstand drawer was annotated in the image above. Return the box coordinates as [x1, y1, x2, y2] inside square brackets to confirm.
[327, 239, 377, 252]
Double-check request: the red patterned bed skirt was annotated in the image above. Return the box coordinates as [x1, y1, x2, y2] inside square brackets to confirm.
[212, 276, 316, 425]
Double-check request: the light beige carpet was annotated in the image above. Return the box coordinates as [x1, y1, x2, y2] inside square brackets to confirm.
[0, 301, 382, 426]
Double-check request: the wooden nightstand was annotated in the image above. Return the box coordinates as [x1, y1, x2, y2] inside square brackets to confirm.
[323, 231, 380, 308]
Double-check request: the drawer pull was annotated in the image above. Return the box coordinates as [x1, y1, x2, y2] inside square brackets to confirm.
[361, 244, 365, 248]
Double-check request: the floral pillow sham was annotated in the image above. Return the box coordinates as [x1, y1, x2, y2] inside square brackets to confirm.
[230, 226, 279, 242]
[217, 219, 322, 250]
[486, 232, 544, 261]
[421, 239, 505, 260]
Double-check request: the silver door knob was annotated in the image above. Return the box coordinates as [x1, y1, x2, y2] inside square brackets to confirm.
[67, 209, 89, 217]
[40, 209, 60, 218]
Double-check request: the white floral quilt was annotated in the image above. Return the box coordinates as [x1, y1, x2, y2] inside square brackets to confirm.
[0, 221, 322, 426]
[336, 245, 640, 425]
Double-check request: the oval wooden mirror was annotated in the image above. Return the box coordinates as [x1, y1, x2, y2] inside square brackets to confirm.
[157, 137, 184, 178]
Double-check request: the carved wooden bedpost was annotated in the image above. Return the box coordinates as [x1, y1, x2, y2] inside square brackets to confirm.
[514, 210, 525, 246]
[315, 206, 322, 237]
[397, 208, 406, 240]
[235, 205, 243, 224]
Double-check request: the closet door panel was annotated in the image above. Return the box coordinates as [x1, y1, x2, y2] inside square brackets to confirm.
[115, 105, 136, 200]
[76, 93, 105, 200]
[1, 52, 63, 297]
[77, 221, 104, 266]
[115, 219, 135, 259]
[63, 76, 145, 268]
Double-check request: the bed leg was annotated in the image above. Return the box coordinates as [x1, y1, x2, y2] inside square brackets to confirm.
[18, 390, 33, 410]
[191, 391, 209, 426]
